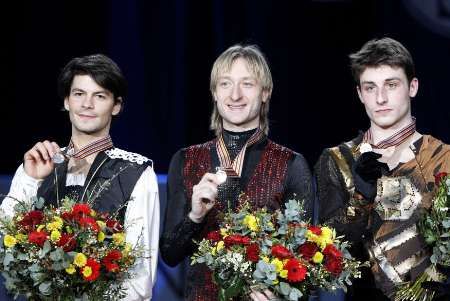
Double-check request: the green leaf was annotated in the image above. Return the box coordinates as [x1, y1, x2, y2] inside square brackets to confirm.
[279, 281, 291, 296]
[34, 197, 45, 210]
[50, 248, 64, 261]
[38, 281, 52, 295]
[17, 252, 28, 261]
[289, 287, 303, 301]
[39, 240, 52, 258]
[223, 275, 244, 299]
[3, 253, 14, 267]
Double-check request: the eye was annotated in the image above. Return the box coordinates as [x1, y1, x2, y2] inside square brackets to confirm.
[218, 80, 231, 88]
[242, 81, 255, 88]
[386, 82, 398, 90]
[364, 85, 375, 93]
[96, 94, 106, 100]
[72, 91, 83, 97]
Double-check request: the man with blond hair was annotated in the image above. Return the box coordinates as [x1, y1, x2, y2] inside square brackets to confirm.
[160, 44, 313, 301]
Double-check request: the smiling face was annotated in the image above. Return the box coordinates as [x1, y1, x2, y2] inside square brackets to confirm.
[357, 64, 418, 131]
[213, 58, 268, 132]
[64, 75, 121, 139]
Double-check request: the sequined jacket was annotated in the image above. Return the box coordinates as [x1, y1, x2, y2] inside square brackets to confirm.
[160, 135, 314, 301]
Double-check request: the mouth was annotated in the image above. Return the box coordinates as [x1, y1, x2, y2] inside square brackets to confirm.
[375, 108, 392, 114]
[77, 113, 97, 120]
[227, 104, 246, 110]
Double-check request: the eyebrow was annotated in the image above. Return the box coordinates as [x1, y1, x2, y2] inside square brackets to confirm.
[71, 88, 109, 95]
[360, 77, 402, 85]
[218, 76, 256, 81]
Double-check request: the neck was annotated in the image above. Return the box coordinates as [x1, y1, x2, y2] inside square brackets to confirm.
[71, 132, 110, 150]
[369, 116, 413, 145]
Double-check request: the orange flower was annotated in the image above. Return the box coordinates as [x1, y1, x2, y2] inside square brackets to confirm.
[81, 258, 101, 281]
[284, 258, 307, 282]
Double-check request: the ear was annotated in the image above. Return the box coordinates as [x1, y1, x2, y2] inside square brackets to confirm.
[356, 86, 364, 103]
[64, 97, 70, 111]
[112, 98, 122, 116]
[409, 78, 419, 98]
[262, 90, 269, 103]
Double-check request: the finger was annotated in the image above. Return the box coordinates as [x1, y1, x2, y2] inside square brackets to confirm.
[250, 290, 268, 301]
[34, 142, 51, 161]
[24, 148, 44, 164]
[263, 289, 276, 299]
[51, 142, 61, 154]
[42, 140, 57, 158]
[200, 172, 222, 186]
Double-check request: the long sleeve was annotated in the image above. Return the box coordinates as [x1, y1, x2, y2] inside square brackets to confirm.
[122, 166, 160, 301]
[284, 153, 314, 220]
[1, 164, 43, 217]
[159, 150, 205, 267]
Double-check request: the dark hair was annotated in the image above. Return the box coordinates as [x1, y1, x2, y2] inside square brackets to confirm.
[349, 37, 416, 85]
[58, 54, 127, 104]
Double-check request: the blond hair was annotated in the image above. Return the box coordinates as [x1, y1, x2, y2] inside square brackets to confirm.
[210, 44, 273, 136]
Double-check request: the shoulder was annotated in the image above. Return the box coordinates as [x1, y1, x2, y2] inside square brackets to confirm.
[105, 147, 153, 167]
[419, 135, 450, 160]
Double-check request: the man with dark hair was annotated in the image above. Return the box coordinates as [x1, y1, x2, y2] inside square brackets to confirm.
[1, 54, 160, 300]
[160, 44, 314, 301]
[315, 37, 450, 300]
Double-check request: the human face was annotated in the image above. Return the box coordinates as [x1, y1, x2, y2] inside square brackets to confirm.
[64, 75, 121, 139]
[357, 65, 418, 131]
[213, 58, 268, 132]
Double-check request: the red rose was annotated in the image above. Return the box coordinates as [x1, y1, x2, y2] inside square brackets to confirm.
[284, 258, 307, 282]
[224, 235, 251, 247]
[323, 244, 342, 259]
[72, 204, 91, 218]
[28, 231, 48, 247]
[298, 242, 319, 260]
[308, 225, 322, 236]
[57, 233, 77, 252]
[206, 231, 221, 242]
[19, 210, 44, 230]
[81, 258, 101, 281]
[271, 245, 293, 259]
[78, 217, 100, 232]
[435, 172, 448, 186]
[102, 250, 122, 273]
[325, 257, 343, 276]
[106, 219, 123, 233]
[61, 211, 74, 221]
[246, 243, 260, 262]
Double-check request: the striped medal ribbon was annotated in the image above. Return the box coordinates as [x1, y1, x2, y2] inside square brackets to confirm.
[216, 129, 264, 178]
[363, 117, 416, 149]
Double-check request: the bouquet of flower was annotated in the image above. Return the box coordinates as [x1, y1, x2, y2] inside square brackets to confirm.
[191, 199, 366, 301]
[395, 172, 450, 301]
[0, 196, 142, 300]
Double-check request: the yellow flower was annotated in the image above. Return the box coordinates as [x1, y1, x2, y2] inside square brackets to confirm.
[14, 233, 27, 243]
[4, 235, 17, 248]
[97, 231, 105, 242]
[90, 209, 96, 217]
[220, 228, 228, 237]
[312, 251, 324, 264]
[320, 227, 333, 240]
[123, 243, 132, 257]
[273, 279, 279, 285]
[216, 241, 224, 252]
[262, 256, 270, 263]
[74, 253, 87, 267]
[271, 258, 284, 273]
[96, 221, 106, 230]
[37, 225, 45, 232]
[65, 264, 76, 275]
[82, 266, 92, 277]
[243, 215, 259, 232]
[50, 230, 61, 242]
[112, 233, 125, 246]
[279, 269, 288, 279]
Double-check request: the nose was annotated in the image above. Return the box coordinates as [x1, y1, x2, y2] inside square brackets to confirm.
[376, 87, 388, 105]
[81, 95, 94, 108]
[230, 84, 242, 101]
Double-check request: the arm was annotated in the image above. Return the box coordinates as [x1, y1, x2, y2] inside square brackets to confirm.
[159, 150, 205, 267]
[1, 164, 43, 217]
[284, 153, 314, 219]
[122, 166, 160, 301]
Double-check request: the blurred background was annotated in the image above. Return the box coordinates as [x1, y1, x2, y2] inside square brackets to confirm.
[2, 0, 450, 300]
